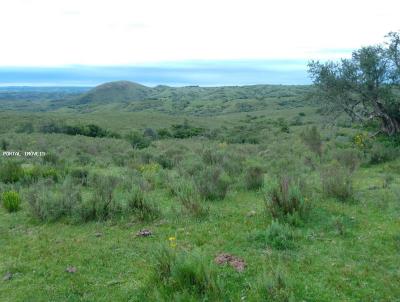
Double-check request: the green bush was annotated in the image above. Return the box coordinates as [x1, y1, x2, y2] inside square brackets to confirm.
[0, 161, 24, 183]
[195, 166, 230, 200]
[369, 143, 399, 165]
[265, 221, 295, 250]
[42, 153, 59, 165]
[70, 168, 89, 186]
[201, 148, 224, 165]
[2, 191, 21, 212]
[23, 165, 59, 184]
[1, 139, 9, 151]
[127, 186, 161, 221]
[27, 179, 82, 222]
[244, 166, 264, 190]
[127, 131, 151, 149]
[83, 175, 122, 221]
[265, 176, 309, 223]
[173, 179, 209, 218]
[321, 162, 354, 201]
[333, 148, 361, 173]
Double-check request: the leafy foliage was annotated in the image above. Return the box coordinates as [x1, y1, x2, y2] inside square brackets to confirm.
[308, 31, 400, 136]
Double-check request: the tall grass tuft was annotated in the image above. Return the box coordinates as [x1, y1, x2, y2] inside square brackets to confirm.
[127, 185, 161, 221]
[144, 245, 223, 301]
[321, 162, 354, 202]
[265, 176, 309, 224]
[2, 191, 21, 212]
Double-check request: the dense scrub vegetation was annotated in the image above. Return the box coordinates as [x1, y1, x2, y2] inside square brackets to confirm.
[1, 81, 399, 301]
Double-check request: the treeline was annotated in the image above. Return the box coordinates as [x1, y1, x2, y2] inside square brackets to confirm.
[127, 120, 207, 149]
[40, 121, 121, 138]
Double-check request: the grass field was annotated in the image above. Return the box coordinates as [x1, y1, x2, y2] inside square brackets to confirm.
[0, 84, 399, 301]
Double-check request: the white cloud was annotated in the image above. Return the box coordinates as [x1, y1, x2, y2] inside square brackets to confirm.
[0, 0, 399, 66]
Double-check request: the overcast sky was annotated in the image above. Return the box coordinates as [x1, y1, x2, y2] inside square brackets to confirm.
[1, 0, 399, 67]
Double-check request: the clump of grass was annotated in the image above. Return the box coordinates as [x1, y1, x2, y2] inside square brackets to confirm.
[333, 148, 361, 173]
[27, 179, 82, 222]
[265, 220, 295, 250]
[321, 162, 354, 202]
[1, 138, 9, 151]
[0, 161, 24, 183]
[250, 268, 294, 302]
[368, 143, 399, 165]
[83, 174, 122, 221]
[265, 176, 309, 224]
[69, 168, 89, 186]
[127, 185, 161, 221]
[244, 166, 264, 190]
[195, 166, 230, 201]
[22, 165, 60, 184]
[42, 153, 59, 165]
[301, 125, 322, 158]
[174, 179, 209, 218]
[2, 191, 21, 213]
[142, 245, 223, 301]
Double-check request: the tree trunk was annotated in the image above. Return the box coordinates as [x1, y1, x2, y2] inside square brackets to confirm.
[381, 114, 400, 136]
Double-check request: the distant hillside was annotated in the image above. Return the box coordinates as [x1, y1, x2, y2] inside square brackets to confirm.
[76, 81, 151, 104]
[0, 82, 312, 114]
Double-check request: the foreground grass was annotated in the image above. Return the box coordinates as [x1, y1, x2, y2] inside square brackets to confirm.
[1, 164, 399, 301]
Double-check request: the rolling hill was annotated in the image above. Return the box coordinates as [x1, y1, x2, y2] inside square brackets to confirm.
[76, 81, 152, 104]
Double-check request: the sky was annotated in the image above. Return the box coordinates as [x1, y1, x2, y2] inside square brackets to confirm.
[0, 0, 399, 86]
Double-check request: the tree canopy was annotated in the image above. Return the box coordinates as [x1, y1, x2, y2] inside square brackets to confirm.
[308, 31, 400, 136]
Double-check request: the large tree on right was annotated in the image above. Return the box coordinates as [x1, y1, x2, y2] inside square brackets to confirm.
[308, 31, 400, 136]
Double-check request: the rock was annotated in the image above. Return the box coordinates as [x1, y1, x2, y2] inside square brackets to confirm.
[136, 229, 152, 237]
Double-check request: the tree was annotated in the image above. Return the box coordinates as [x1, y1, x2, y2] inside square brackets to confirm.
[126, 131, 150, 149]
[308, 31, 400, 136]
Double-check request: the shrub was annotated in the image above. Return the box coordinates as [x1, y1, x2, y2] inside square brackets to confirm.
[42, 153, 59, 165]
[70, 168, 89, 186]
[333, 148, 361, 173]
[195, 166, 230, 201]
[127, 131, 151, 149]
[265, 221, 295, 250]
[265, 176, 309, 223]
[201, 148, 224, 165]
[127, 186, 160, 221]
[301, 126, 322, 158]
[1, 139, 9, 151]
[244, 166, 264, 190]
[174, 180, 209, 218]
[84, 175, 122, 221]
[2, 191, 21, 212]
[27, 179, 82, 222]
[22, 165, 59, 183]
[157, 128, 172, 139]
[321, 162, 354, 201]
[369, 143, 399, 165]
[0, 161, 24, 183]
[277, 118, 290, 133]
[143, 127, 158, 140]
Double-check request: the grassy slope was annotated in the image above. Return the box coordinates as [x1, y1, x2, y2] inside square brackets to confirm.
[1, 164, 399, 301]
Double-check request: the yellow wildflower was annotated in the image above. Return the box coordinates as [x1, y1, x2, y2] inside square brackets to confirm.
[168, 236, 177, 248]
